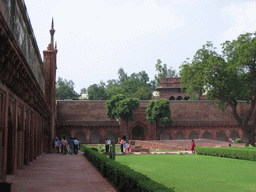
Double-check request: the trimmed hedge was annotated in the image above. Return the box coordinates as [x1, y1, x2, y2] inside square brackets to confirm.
[83, 146, 174, 192]
[195, 146, 256, 161]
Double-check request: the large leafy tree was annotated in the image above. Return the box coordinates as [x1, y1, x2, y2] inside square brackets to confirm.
[146, 99, 172, 140]
[154, 59, 179, 86]
[106, 94, 140, 142]
[56, 77, 79, 100]
[179, 33, 256, 146]
[87, 81, 107, 100]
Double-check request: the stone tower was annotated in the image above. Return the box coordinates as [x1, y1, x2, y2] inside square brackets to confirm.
[43, 19, 58, 151]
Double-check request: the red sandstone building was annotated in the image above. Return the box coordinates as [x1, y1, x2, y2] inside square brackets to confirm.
[56, 77, 252, 144]
[0, 1, 56, 182]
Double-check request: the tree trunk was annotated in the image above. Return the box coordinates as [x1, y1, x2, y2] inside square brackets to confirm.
[126, 120, 129, 142]
[243, 125, 255, 146]
[241, 124, 255, 146]
[155, 119, 158, 140]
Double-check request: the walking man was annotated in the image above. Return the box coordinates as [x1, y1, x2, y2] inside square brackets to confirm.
[74, 138, 79, 155]
[105, 138, 111, 153]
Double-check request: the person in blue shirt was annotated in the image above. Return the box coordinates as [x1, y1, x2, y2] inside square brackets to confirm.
[56, 138, 60, 153]
[69, 137, 74, 155]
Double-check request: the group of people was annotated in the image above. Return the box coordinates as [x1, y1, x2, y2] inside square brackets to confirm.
[55, 137, 80, 155]
[120, 136, 131, 153]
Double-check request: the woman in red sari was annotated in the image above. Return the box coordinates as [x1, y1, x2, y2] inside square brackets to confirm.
[191, 140, 196, 154]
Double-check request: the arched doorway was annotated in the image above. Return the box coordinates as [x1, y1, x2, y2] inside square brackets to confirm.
[174, 131, 185, 140]
[75, 131, 86, 144]
[132, 126, 144, 140]
[177, 96, 183, 100]
[59, 130, 71, 142]
[216, 131, 226, 141]
[202, 131, 212, 139]
[105, 132, 116, 143]
[90, 132, 101, 144]
[188, 131, 199, 139]
[160, 132, 170, 140]
[169, 96, 175, 100]
[184, 96, 190, 100]
[229, 131, 240, 140]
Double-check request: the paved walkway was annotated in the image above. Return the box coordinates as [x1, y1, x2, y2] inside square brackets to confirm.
[9, 153, 117, 192]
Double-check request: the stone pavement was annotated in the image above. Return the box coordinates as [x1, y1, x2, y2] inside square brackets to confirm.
[8, 153, 117, 192]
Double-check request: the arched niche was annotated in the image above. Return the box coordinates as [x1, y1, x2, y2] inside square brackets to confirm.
[188, 131, 199, 139]
[90, 132, 101, 144]
[216, 131, 226, 141]
[202, 131, 212, 139]
[160, 132, 170, 140]
[174, 131, 185, 140]
[132, 126, 144, 140]
[75, 131, 86, 144]
[59, 130, 71, 142]
[169, 96, 175, 100]
[184, 96, 190, 100]
[229, 131, 240, 140]
[105, 132, 116, 144]
[177, 96, 183, 100]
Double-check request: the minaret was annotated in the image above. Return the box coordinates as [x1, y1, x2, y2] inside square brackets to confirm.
[50, 18, 55, 50]
[43, 19, 57, 153]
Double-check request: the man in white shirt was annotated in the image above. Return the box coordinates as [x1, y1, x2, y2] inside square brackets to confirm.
[74, 138, 79, 154]
[105, 138, 111, 153]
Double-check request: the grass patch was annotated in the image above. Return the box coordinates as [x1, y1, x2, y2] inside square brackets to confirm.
[81, 144, 123, 153]
[150, 149, 178, 152]
[116, 154, 256, 192]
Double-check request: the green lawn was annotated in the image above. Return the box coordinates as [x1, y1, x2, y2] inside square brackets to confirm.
[82, 144, 178, 153]
[116, 154, 256, 192]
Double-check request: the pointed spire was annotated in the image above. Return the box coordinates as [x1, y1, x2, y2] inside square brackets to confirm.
[51, 17, 54, 29]
[50, 17, 55, 49]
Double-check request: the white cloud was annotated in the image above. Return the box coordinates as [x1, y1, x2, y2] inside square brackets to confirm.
[220, 1, 256, 42]
[54, 0, 184, 42]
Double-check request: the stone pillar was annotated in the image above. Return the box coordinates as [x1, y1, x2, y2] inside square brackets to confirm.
[184, 128, 189, 140]
[86, 129, 91, 144]
[100, 128, 106, 144]
[212, 128, 216, 140]
[170, 128, 175, 140]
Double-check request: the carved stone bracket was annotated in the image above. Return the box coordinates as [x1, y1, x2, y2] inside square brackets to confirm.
[0, 24, 51, 120]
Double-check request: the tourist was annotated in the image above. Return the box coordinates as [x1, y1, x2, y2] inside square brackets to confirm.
[120, 137, 124, 153]
[74, 138, 79, 154]
[123, 139, 127, 153]
[61, 137, 68, 155]
[191, 140, 196, 154]
[54, 139, 57, 153]
[125, 142, 131, 153]
[69, 137, 74, 154]
[229, 138, 232, 147]
[56, 138, 60, 153]
[105, 138, 111, 153]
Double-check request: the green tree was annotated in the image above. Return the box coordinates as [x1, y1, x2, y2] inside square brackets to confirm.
[179, 33, 256, 146]
[80, 88, 87, 94]
[145, 99, 172, 140]
[87, 83, 107, 100]
[56, 77, 79, 100]
[106, 94, 140, 142]
[154, 59, 179, 86]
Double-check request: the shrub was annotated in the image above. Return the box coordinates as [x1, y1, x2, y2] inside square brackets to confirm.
[235, 138, 241, 143]
[195, 146, 256, 161]
[83, 146, 174, 191]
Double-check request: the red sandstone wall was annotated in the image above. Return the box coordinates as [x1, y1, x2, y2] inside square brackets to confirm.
[57, 100, 117, 125]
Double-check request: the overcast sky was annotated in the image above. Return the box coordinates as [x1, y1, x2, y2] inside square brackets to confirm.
[24, 0, 256, 93]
